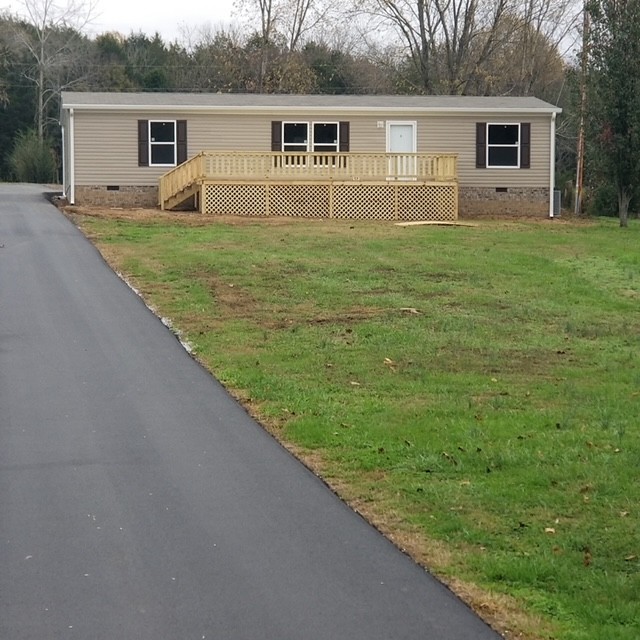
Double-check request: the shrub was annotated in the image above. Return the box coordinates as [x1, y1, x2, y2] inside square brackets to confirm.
[586, 181, 618, 217]
[9, 130, 57, 183]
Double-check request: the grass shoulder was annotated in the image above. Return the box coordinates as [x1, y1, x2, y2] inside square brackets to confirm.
[65, 207, 640, 640]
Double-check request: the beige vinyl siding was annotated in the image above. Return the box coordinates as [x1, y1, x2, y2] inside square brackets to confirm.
[418, 114, 550, 187]
[72, 109, 551, 189]
[73, 110, 383, 185]
[75, 111, 153, 185]
[352, 114, 550, 188]
[73, 111, 273, 185]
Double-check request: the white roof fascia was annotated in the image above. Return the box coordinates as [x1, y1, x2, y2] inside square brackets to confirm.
[60, 102, 562, 115]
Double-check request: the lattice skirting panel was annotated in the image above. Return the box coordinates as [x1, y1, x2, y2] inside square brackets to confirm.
[268, 184, 331, 217]
[397, 183, 458, 221]
[202, 183, 268, 216]
[201, 182, 458, 221]
[333, 185, 396, 220]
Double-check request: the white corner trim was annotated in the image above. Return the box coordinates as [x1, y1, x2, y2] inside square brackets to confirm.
[60, 124, 66, 198]
[69, 108, 75, 205]
[549, 112, 557, 218]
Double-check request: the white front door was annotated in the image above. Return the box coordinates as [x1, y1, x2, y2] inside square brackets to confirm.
[387, 122, 417, 178]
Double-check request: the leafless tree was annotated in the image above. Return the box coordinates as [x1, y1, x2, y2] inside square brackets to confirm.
[280, 0, 342, 51]
[464, 1, 577, 97]
[7, 0, 95, 139]
[352, 0, 579, 95]
[235, 0, 342, 90]
[234, 0, 276, 90]
[236, 0, 340, 50]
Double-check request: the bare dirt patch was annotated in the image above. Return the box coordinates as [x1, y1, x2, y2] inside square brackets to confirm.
[64, 203, 597, 230]
[64, 205, 337, 228]
[191, 269, 385, 330]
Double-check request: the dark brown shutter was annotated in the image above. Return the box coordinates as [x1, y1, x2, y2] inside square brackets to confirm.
[138, 120, 149, 166]
[339, 121, 350, 152]
[271, 121, 282, 151]
[177, 120, 188, 164]
[476, 122, 486, 169]
[520, 122, 531, 169]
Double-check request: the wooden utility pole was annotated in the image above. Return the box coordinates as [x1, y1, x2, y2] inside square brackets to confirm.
[574, 2, 590, 215]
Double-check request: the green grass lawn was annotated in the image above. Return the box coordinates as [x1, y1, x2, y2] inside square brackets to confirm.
[70, 209, 639, 640]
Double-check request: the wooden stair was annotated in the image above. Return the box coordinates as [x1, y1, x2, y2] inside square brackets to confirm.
[159, 154, 206, 211]
[162, 181, 200, 211]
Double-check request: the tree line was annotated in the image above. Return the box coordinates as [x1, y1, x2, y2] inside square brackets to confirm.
[1, 0, 638, 223]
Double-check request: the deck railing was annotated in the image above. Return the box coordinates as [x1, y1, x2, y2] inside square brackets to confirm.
[159, 151, 458, 207]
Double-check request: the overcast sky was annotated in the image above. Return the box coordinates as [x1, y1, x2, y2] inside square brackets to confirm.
[5, 0, 238, 43]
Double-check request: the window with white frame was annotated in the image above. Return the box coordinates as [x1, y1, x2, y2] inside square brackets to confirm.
[282, 122, 309, 152]
[312, 122, 339, 152]
[281, 122, 339, 153]
[149, 120, 177, 166]
[487, 123, 520, 168]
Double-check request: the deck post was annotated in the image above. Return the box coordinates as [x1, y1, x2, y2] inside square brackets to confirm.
[394, 185, 399, 221]
[265, 183, 270, 216]
[329, 182, 334, 218]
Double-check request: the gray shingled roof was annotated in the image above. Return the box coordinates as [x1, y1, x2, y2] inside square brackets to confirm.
[61, 91, 561, 113]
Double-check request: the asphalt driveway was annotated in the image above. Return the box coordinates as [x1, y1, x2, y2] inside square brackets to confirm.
[0, 184, 502, 639]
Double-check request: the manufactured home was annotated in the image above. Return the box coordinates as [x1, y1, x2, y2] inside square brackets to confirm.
[60, 92, 561, 221]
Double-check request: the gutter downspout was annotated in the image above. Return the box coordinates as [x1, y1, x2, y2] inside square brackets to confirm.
[549, 112, 557, 218]
[61, 122, 66, 197]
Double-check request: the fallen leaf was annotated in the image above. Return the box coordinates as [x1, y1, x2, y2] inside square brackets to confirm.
[620, 511, 630, 518]
[545, 527, 556, 534]
[624, 555, 637, 562]
[442, 451, 458, 465]
[399, 307, 420, 314]
[349, 381, 360, 386]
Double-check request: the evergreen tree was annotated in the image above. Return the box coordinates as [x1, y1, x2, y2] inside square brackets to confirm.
[586, 0, 640, 226]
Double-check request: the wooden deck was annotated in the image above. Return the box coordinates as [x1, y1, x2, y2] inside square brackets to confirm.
[159, 152, 458, 221]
